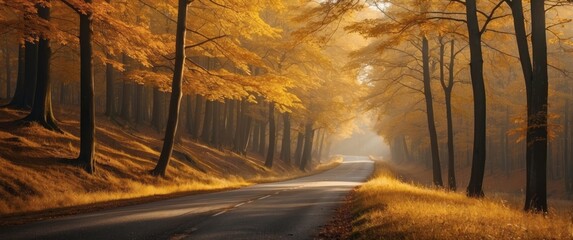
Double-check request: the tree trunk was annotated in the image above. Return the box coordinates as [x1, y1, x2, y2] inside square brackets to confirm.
[241, 116, 253, 155]
[22, 1, 61, 132]
[422, 36, 443, 187]
[4, 37, 11, 99]
[233, 100, 243, 153]
[465, 0, 487, 197]
[317, 131, 326, 161]
[225, 99, 236, 147]
[265, 103, 276, 167]
[259, 120, 267, 155]
[134, 84, 144, 124]
[442, 39, 456, 191]
[524, 0, 548, 213]
[201, 100, 213, 143]
[252, 121, 260, 152]
[565, 100, 572, 194]
[23, 41, 38, 108]
[6, 44, 25, 108]
[299, 122, 314, 171]
[76, 0, 96, 173]
[280, 113, 291, 163]
[211, 101, 221, 147]
[151, 0, 189, 177]
[294, 131, 304, 166]
[104, 56, 114, 117]
[186, 95, 193, 133]
[192, 94, 203, 139]
[151, 87, 164, 131]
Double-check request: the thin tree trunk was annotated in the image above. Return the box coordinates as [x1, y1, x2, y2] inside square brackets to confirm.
[225, 99, 235, 147]
[104, 56, 114, 117]
[299, 122, 314, 171]
[151, 0, 189, 177]
[135, 84, 144, 124]
[265, 103, 276, 167]
[4, 37, 11, 99]
[151, 87, 164, 131]
[280, 112, 291, 163]
[442, 39, 457, 191]
[76, 0, 96, 173]
[186, 95, 193, 133]
[192, 94, 203, 139]
[211, 101, 220, 147]
[422, 36, 443, 187]
[233, 100, 243, 153]
[465, 0, 487, 197]
[201, 100, 213, 143]
[259, 120, 266, 155]
[23, 41, 38, 108]
[294, 131, 304, 166]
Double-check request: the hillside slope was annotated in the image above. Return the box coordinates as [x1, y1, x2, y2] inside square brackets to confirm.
[0, 107, 333, 217]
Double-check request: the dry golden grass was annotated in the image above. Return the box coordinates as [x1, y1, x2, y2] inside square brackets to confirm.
[351, 161, 573, 239]
[0, 107, 337, 217]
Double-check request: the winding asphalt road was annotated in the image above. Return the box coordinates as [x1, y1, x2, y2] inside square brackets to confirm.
[0, 156, 373, 240]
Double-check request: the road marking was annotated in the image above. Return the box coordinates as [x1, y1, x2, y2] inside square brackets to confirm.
[234, 203, 245, 207]
[212, 210, 227, 217]
[258, 195, 271, 200]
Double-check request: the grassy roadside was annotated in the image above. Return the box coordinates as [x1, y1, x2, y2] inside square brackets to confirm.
[344, 160, 573, 239]
[0, 107, 340, 223]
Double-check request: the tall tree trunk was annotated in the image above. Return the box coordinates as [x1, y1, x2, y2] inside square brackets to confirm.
[6, 44, 25, 107]
[4, 37, 11, 99]
[525, 0, 548, 212]
[201, 100, 213, 143]
[186, 95, 193, 133]
[280, 113, 291, 163]
[252, 121, 260, 152]
[120, 55, 131, 121]
[265, 103, 276, 167]
[441, 39, 457, 191]
[76, 0, 96, 173]
[104, 56, 114, 117]
[317, 131, 326, 161]
[22, 1, 61, 132]
[299, 122, 314, 171]
[465, 0, 487, 197]
[294, 131, 304, 166]
[59, 81, 66, 104]
[23, 41, 38, 108]
[422, 36, 443, 187]
[151, 87, 164, 131]
[151, 0, 189, 177]
[134, 84, 144, 124]
[241, 116, 253, 155]
[259, 120, 267, 155]
[565, 100, 572, 194]
[233, 100, 243, 153]
[211, 101, 221, 147]
[225, 99, 236, 147]
[192, 94, 203, 139]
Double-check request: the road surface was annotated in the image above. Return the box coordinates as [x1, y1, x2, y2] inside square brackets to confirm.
[0, 156, 373, 240]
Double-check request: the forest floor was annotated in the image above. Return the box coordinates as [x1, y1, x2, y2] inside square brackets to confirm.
[0, 106, 339, 224]
[319, 159, 573, 239]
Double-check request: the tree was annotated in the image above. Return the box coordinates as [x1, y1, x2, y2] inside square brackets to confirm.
[265, 102, 276, 167]
[21, 1, 61, 132]
[526, 0, 549, 213]
[463, 0, 489, 198]
[74, 0, 97, 173]
[151, 0, 189, 177]
[422, 36, 443, 187]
